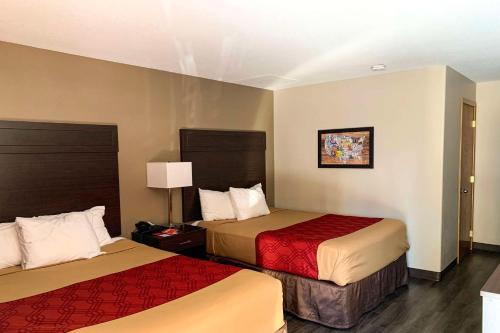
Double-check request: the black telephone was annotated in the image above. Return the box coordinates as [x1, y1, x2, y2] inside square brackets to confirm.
[135, 221, 165, 234]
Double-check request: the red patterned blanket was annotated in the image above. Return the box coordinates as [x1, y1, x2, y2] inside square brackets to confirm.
[256, 214, 382, 279]
[0, 256, 240, 333]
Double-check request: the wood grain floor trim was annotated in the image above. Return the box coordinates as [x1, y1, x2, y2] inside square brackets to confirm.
[408, 267, 440, 281]
[473, 242, 500, 253]
[440, 259, 457, 280]
[408, 259, 457, 282]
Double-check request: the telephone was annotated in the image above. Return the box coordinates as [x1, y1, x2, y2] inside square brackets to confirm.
[134, 221, 165, 234]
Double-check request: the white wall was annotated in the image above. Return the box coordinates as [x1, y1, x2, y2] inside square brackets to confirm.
[475, 81, 500, 246]
[274, 67, 447, 271]
[440, 67, 476, 270]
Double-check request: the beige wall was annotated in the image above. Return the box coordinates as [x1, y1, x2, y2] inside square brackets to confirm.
[440, 67, 476, 269]
[475, 81, 500, 246]
[3, 39, 489, 270]
[274, 67, 448, 271]
[0, 41, 274, 237]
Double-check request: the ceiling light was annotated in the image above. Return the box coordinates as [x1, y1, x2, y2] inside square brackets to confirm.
[371, 64, 386, 71]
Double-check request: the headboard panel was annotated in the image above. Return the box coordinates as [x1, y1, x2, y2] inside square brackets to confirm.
[0, 120, 121, 236]
[180, 129, 266, 222]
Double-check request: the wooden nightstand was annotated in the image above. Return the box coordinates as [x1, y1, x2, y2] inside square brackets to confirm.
[132, 224, 206, 259]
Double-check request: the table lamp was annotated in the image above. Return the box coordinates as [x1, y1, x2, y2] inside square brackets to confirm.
[147, 162, 192, 227]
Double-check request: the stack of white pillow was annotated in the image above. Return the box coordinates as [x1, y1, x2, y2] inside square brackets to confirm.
[0, 206, 115, 270]
[199, 183, 271, 222]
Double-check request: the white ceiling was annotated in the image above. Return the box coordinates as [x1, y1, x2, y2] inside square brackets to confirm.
[1, 1, 500, 90]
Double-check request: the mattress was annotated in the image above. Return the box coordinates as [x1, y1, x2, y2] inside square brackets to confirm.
[0, 239, 285, 333]
[198, 208, 410, 286]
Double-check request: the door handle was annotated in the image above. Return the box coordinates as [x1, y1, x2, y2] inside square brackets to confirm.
[462, 189, 469, 193]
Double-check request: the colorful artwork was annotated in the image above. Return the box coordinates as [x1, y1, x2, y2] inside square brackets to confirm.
[318, 127, 374, 168]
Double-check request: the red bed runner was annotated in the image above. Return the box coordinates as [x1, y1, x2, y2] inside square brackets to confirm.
[256, 214, 382, 279]
[0, 255, 240, 333]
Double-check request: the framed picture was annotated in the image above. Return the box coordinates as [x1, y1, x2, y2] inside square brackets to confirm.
[318, 127, 374, 168]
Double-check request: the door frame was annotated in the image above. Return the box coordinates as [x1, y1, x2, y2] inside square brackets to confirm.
[456, 98, 477, 264]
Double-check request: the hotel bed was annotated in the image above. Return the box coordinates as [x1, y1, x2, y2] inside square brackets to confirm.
[0, 121, 286, 333]
[180, 129, 410, 328]
[0, 239, 285, 333]
[198, 208, 409, 286]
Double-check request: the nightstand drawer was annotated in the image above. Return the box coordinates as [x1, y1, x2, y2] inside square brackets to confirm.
[132, 223, 207, 259]
[158, 229, 206, 252]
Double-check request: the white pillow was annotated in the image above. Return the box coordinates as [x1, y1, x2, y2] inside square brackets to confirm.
[80, 206, 113, 246]
[16, 212, 102, 270]
[0, 223, 22, 269]
[199, 189, 236, 221]
[229, 183, 271, 221]
[38, 206, 112, 246]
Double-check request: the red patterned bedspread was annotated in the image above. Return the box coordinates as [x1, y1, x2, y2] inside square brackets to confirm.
[256, 214, 382, 279]
[0, 256, 240, 333]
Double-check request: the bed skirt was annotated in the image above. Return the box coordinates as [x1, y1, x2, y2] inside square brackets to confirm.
[209, 254, 408, 329]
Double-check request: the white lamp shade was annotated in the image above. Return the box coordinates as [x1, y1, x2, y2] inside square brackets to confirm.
[147, 162, 192, 189]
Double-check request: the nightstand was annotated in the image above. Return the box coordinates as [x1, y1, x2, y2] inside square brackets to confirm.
[132, 224, 206, 259]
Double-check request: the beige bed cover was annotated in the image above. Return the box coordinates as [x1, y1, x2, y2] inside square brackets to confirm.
[0, 239, 285, 333]
[199, 208, 410, 286]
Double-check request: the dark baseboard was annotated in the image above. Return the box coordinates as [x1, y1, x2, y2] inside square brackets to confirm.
[409, 268, 440, 281]
[473, 242, 500, 253]
[409, 244, 500, 282]
[409, 259, 457, 282]
[440, 259, 456, 279]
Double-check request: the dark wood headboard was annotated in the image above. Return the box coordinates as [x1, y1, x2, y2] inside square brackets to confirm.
[0, 120, 121, 236]
[180, 129, 266, 222]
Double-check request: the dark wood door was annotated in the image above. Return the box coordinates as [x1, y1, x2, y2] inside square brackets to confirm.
[458, 101, 476, 263]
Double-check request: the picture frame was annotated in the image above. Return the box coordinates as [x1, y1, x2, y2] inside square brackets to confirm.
[318, 127, 374, 168]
